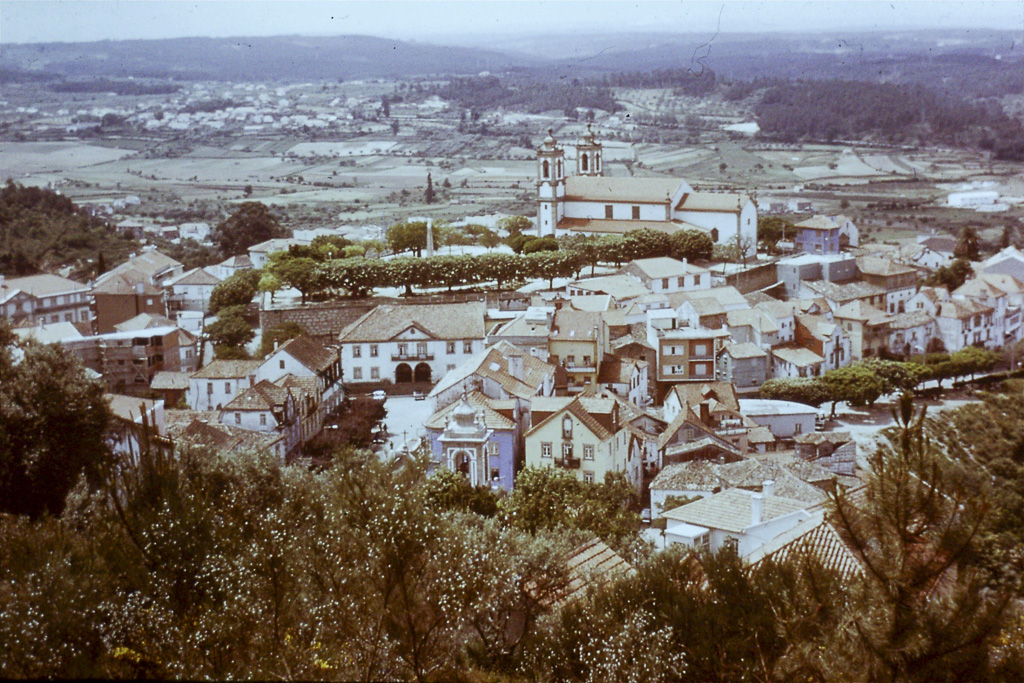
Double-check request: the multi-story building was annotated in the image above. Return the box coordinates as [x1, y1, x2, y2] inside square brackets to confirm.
[646, 313, 730, 390]
[425, 392, 518, 491]
[188, 359, 262, 411]
[338, 302, 486, 387]
[548, 308, 607, 394]
[1, 273, 93, 326]
[165, 266, 222, 313]
[671, 286, 749, 330]
[886, 310, 937, 358]
[524, 395, 643, 489]
[952, 275, 1023, 347]
[833, 300, 892, 361]
[92, 248, 184, 333]
[717, 342, 769, 390]
[856, 256, 918, 314]
[792, 215, 842, 254]
[619, 257, 712, 295]
[221, 379, 302, 459]
[258, 334, 344, 416]
[794, 314, 850, 372]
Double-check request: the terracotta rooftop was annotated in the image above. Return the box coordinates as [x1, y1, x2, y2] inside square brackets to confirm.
[278, 334, 338, 373]
[564, 176, 685, 203]
[338, 302, 485, 342]
[424, 390, 516, 431]
[677, 191, 750, 213]
[191, 359, 262, 379]
[626, 256, 709, 279]
[0, 273, 89, 298]
[663, 487, 809, 533]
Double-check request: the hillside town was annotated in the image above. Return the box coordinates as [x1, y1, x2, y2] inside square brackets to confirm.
[4, 126, 1022, 565]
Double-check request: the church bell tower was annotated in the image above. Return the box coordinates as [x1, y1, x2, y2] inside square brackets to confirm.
[537, 129, 565, 237]
[575, 123, 603, 177]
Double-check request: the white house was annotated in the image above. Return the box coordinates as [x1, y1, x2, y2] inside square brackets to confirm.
[258, 334, 345, 414]
[738, 399, 817, 438]
[338, 302, 487, 387]
[220, 379, 301, 459]
[619, 257, 712, 294]
[165, 267, 222, 313]
[188, 359, 262, 411]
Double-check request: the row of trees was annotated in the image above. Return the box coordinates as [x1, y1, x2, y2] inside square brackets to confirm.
[758, 349, 1002, 414]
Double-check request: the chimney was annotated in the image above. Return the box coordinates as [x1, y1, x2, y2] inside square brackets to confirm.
[136, 282, 144, 295]
[763, 479, 775, 497]
[699, 401, 711, 426]
[751, 493, 764, 526]
[507, 350, 524, 380]
[682, 257, 687, 269]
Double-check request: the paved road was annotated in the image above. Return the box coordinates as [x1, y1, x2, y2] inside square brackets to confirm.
[379, 395, 436, 456]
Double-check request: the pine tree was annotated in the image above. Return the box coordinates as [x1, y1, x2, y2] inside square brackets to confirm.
[424, 172, 435, 204]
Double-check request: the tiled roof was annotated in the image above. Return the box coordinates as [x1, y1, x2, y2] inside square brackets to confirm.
[105, 393, 161, 424]
[430, 341, 554, 400]
[771, 346, 825, 367]
[747, 511, 862, 578]
[724, 342, 768, 359]
[796, 313, 840, 342]
[168, 267, 221, 286]
[114, 313, 177, 332]
[802, 279, 885, 303]
[564, 176, 685, 203]
[223, 379, 291, 411]
[164, 409, 220, 437]
[191, 359, 262, 379]
[551, 308, 604, 340]
[557, 217, 693, 235]
[152, 371, 190, 390]
[337, 302, 485, 342]
[279, 334, 337, 373]
[833, 300, 891, 325]
[795, 215, 840, 231]
[670, 285, 749, 310]
[248, 237, 310, 253]
[662, 487, 809, 533]
[525, 396, 614, 442]
[856, 255, 917, 278]
[651, 461, 726, 491]
[424, 390, 516, 431]
[887, 310, 933, 330]
[677, 192, 750, 213]
[978, 272, 1024, 295]
[489, 313, 552, 340]
[937, 298, 992, 319]
[219, 254, 254, 269]
[92, 270, 164, 295]
[568, 294, 613, 312]
[275, 374, 321, 399]
[953, 276, 1007, 299]
[597, 353, 645, 384]
[670, 382, 741, 412]
[727, 308, 779, 333]
[570, 274, 650, 300]
[743, 290, 780, 307]
[179, 418, 282, 452]
[627, 256, 708, 279]
[544, 539, 635, 607]
[1, 273, 89, 297]
[747, 425, 775, 444]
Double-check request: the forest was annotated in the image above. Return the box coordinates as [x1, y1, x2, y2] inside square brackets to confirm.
[420, 75, 621, 117]
[2, 320, 1023, 681]
[753, 80, 1024, 160]
[0, 181, 138, 278]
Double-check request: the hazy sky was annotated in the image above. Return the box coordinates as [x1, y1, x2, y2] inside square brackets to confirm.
[1, 0, 1022, 44]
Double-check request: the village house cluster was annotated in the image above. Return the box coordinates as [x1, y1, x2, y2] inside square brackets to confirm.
[5, 127, 1024, 563]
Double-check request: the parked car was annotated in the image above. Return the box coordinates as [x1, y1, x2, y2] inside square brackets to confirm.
[372, 390, 387, 401]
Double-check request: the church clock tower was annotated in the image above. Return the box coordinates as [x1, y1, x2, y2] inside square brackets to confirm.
[575, 123, 603, 177]
[536, 129, 565, 237]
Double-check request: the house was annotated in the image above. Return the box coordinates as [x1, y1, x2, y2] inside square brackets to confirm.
[832, 300, 892, 361]
[173, 415, 287, 461]
[792, 215, 842, 254]
[0, 273, 93, 325]
[646, 315, 730, 390]
[887, 310, 937, 357]
[524, 395, 643, 489]
[429, 341, 555, 413]
[486, 307, 553, 359]
[716, 342, 769, 389]
[215, 254, 255, 280]
[794, 432, 858, 475]
[177, 222, 212, 242]
[671, 286, 749, 330]
[425, 392, 518, 491]
[953, 275, 1021, 347]
[105, 393, 168, 461]
[188, 359, 262, 411]
[738, 398, 817, 439]
[548, 308, 607, 394]
[220, 379, 302, 460]
[566, 274, 650, 307]
[337, 302, 486, 387]
[770, 345, 826, 379]
[725, 308, 780, 350]
[856, 256, 918, 314]
[92, 276, 167, 334]
[776, 253, 857, 299]
[801, 278, 887, 312]
[754, 299, 799, 344]
[247, 237, 312, 269]
[979, 245, 1024, 282]
[745, 510, 862, 578]
[662, 381, 751, 454]
[151, 371, 190, 407]
[596, 353, 649, 406]
[934, 298, 995, 352]
[536, 128, 757, 255]
[650, 461, 727, 518]
[661, 483, 814, 556]
[619, 257, 712, 294]
[165, 267, 222, 313]
[258, 334, 344, 416]
[834, 215, 859, 249]
[794, 313, 850, 371]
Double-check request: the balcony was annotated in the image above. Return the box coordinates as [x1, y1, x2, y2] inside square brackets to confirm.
[565, 364, 596, 373]
[555, 456, 581, 470]
[391, 352, 434, 361]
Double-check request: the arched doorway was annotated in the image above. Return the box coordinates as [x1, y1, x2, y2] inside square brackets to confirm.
[414, 362, 432, 383]
[395, 363, 412, 383]
[454, 450, 471, 476]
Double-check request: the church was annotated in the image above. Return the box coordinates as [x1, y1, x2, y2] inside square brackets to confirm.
[536, 126, 758, 256]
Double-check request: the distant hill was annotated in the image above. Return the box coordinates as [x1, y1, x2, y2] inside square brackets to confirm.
[0, 35, 538, 82]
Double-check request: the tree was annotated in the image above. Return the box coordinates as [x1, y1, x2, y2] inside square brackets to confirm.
[669, 229, 714, 262]
[0, 322, 112, 518]
[925, 258, 973, 291]
[477, 252, 522, 291]
[425, 172, 435, 204]
[270, 256, 321, 304]
[257, 271, 282, 303]
[522, 237, 559, 254]
[821, 363, 889, 416]
[757, 216, 793, 254]
[955, 225, 981, 261]
[212, 202, 288, 256]
[387, 256, 429, 296]
[758, 377, 830, 406]
[205, 305, 254, 351]
[498, 215, 532, 238]
[319, 257, 387, 297]
[257, 322, 306, 358]
[208, 268, 261, 314]
[386, 221, 428, 257]
[950, 345, 1000, 380]
[828, 393, 1017, 681]
[620, 228, 672, 261]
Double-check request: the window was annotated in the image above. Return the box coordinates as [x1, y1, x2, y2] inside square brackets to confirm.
[279, 359, 286, 369]
[352, 367, 363, 380]
[566, 355, 575, 365]
[677, 277, 684, 288]
[352, 345, 362, 358]
[225, 382, 232, 394]
[235, 412, 241, 424]
[446, 341, 456, 354]
[207, 382, 213, 394]
[447, 364, 456, 372]
[694, 343, 708, 356]
[370, 367, 380, 380]
[584, 444, 594, 460]
[463, 341, 472, 353]
[490, 467, 501, 481]
[604, 204, 613, 219]
[397, 343, 407, 356]
[562, 442, 573, 458]
[417, 342, 428, 357]
[794, 422, 803, 434]
[541, 442, 552, 458]
[370, 344, 379, 357]
[724, 537, 738, 552]
[260, 413, 267, 426]
[583, 471, 594, 484]
[661, 278, 669, 289]
[632, 205, 640, 219]
[694, 363, 709, 376]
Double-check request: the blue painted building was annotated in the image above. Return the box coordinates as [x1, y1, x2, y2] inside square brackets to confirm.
[793, 215, 842, 255]
[425, 391, 520, 491]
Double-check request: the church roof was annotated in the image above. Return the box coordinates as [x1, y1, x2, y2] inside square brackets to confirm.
[676, 192, 751, 213]
[424, 390, 516, 431]
[564, 176, 687, 203]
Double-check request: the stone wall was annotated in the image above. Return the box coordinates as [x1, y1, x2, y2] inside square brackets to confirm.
[726, 261, 779, 294]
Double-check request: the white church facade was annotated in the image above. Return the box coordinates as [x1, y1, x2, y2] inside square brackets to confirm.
[536, 126, 757, 256]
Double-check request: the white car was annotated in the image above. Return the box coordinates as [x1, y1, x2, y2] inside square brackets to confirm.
[371, 390, 387, 401]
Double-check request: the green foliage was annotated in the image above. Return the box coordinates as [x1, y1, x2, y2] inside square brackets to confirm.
[821, 363, 890, 411]
[924, 257, 973, 291]
[522, 237, 559, 254]
[386, 220, 428, 256]
[498, 215, 533, 238]
[318, 257, 388, 297]
[212, 201, 288, 256]
[757, 216, 793, 254]
[501, 467, 639, 553]
[0, 323, 112, 518]
[0, 180, 137, 278]
[269, 255, 321, 304]
[955, 225, 982, 261]
[423, 468, 501, 517]
[205, 305, 254, 351]
[424, 172, 435, 204]
[207, 268, 260, 314]
[758, 376, 830, 406]
[668, 228, 714, 262]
